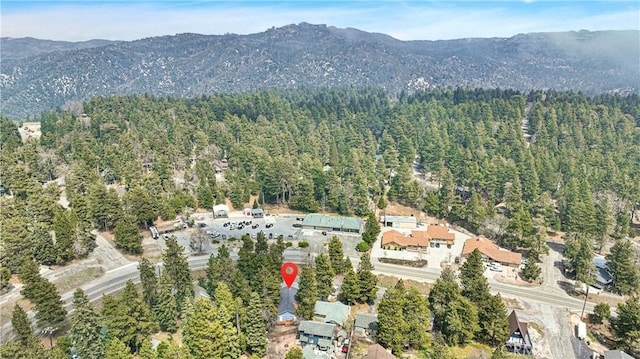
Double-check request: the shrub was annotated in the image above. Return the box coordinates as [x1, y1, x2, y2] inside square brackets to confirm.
[285, 242, 293, 248]
[298, 241, 309, 248]
[356, 242, 370, 252]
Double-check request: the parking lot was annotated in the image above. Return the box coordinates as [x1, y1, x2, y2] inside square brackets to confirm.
[158, 212, 363, 258]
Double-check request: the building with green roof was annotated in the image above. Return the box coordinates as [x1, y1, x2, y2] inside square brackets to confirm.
[301, 214, 363, 234]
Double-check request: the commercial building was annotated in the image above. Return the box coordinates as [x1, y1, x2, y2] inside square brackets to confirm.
[301, 214, 363, 234]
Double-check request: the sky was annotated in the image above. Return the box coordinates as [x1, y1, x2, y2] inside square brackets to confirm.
[1, 1, 638, 42]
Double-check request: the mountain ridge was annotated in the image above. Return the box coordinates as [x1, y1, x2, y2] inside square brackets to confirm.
[1, 23, 638, 119]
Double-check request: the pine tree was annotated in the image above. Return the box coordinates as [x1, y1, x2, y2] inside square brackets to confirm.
[605, 239, 639, 295]
[404, 287, 430, 349]
[592, 302, 611, 324]
[357, 253, 378, 304]
[477, 294, 509, 345]
[33, 277, 67, 328]
[296, 264, 318, 319]
[340, 264, 360, 305]
[106, 338, 134, 359]
[138, 339, 157, 359]
[11, 304, 35, 346]
[138, 258, 158, 308]
[611, 296, 640, 353]
[377, 281, 407, 356]
[154, 271, 178, 332]
[245, 292, 267, 358]
[162, 236, 194, 312]
[70, 288, 106, 359]
[459, 249, 490, 303]
[120, 280, 157, 352]
[113, 213, 143, 254]
[204, 245, 235, 297]
[521, 260, 542, 282]
[328, 236, 346, 274]
[314, 254, 334, 299]
[182, 298, 225, 359]
[213, 282, 241, 359]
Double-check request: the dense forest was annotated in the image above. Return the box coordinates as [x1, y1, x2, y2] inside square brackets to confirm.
[1, 87, 639, 264]
[0, 87, 639, 357]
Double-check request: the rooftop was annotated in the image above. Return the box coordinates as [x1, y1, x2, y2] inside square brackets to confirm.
[299, 320, 336, 338]
[462, 236, 522, 266]
[380, 215, 417, 224]
[426, 225, 455, 241]
[355, 313, 378, 330]
[363, 344, 396, 359]
[314, 301, 350, 326]
[302, 214, 363, 231]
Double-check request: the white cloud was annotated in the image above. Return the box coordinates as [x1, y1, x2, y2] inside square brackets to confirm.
[0, 2, 638, 41]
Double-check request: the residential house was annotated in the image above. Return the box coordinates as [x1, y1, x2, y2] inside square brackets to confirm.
[354, 313, 378, 337]
[277, 282, 298, 325]
[380, 215, 417, 229]
[506, 310, 532, 354]
[212, 159, 228, 174]
[603, 350, 634, 359]
[426, 225, 455, 247]
[363, 344, 396, 359]
[298, 320, 336, 351]
[313, 301, 350, 327]
[593, 257, 613, 290]
[462, 236, 522, 267]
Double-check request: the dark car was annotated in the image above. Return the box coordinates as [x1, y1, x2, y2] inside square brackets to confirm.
[223, 222, 230, 227]
[252, 224, 259, 229]
[265, 223, 274, 228]
[321, 231, 327, 236]
[292, 223, 302, 228]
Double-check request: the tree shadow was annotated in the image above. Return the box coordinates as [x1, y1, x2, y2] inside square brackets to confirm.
[546, 241, 565, 255]
[557, 280, 578, 296]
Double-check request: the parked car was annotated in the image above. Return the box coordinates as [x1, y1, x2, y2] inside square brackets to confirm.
[265, 223, 273, 228]
[321, 231, 327, 236]
[252, 224, 259, 229]
[223, 222, 230, 227]
[221, 234, 227, 240]
[292, 223, 302, 228]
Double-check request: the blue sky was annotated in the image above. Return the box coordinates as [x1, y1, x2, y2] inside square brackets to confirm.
[1, 1, 638, 41]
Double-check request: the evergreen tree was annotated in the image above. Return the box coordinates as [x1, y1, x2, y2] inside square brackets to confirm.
[70, 288, 106, 359]
[427, 332, 454, 359]
[154, 271, 178, 333]
[340, 264, 360, 305]
[120, 280, 157, 352]
[138, 339, 157, 359]
[377, 281, 407, 356]
[404, 286, 430, 349]
[328, 236, 346, 274]
[285, 347, 304, 359]
[477, 294, 509, 345]
[245, 292, 267, 358]
[314, 254, 334, 299]
[521, 260, 542, 282]
[564, 236, 595, 286]
[182, 298, 225, 359]
[592, 302, 611, 324]
[213, 282, 241, 359]
[605, 239, 639, 295]
[611, 296, 640, 353]
[11, 304, 35, 346]
[491, 346, 508, 359]
[459, 249, 489, 303]
[296, 264, 318, 319]
[106, 338, 134, 359]
[138, 258, 158, 308]
[162, 236, 194, 312]
[357, 253, 378, 304]
[204, 245, 235, 297]
[113, 213, 143, 254]
[362, 212, 381, 245]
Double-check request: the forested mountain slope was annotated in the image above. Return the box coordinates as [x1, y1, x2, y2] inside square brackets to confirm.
[1, 88, 638, 269]
[0, 37, 116, 60]
[1, 24, 638, 119]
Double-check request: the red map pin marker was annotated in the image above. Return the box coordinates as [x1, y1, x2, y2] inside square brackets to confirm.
[281, 262, 298, 288]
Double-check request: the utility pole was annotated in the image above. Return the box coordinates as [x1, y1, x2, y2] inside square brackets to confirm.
[41, 327, 56, 347]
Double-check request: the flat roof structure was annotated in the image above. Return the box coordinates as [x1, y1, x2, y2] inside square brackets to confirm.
[302, 214, 363, 233]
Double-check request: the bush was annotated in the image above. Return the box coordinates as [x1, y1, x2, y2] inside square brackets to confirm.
[591, 302, 611, 324]
[298, 241, 309, 248]
[285, 242, 293, 248]
[211, 240, 220, 244]
[228, 237, 238, 242]
[356, 242, 370, 252]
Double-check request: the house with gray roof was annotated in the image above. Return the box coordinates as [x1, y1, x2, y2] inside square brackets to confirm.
[354, 313, 378, 337]
[314, 301, 350, 327]
[593, 257, 613, 290]
[298, 320, 336, 351]
[604, 350, 634, 359]
[302, 214, 363, 234]
[277, 282, 298, 325]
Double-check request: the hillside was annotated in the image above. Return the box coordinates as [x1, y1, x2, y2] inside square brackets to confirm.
[0, 23, 638, 119]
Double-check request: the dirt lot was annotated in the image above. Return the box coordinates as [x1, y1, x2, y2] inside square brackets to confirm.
[267, 326, 299, 358]
[376, 274, 432, 295]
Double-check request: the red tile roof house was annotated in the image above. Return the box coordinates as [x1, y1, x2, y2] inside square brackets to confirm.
[381, 226, 455, 251]
[461, 236, 522, 267]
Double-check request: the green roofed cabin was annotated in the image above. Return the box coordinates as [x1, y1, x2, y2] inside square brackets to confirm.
[301, 214, 363, 234]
